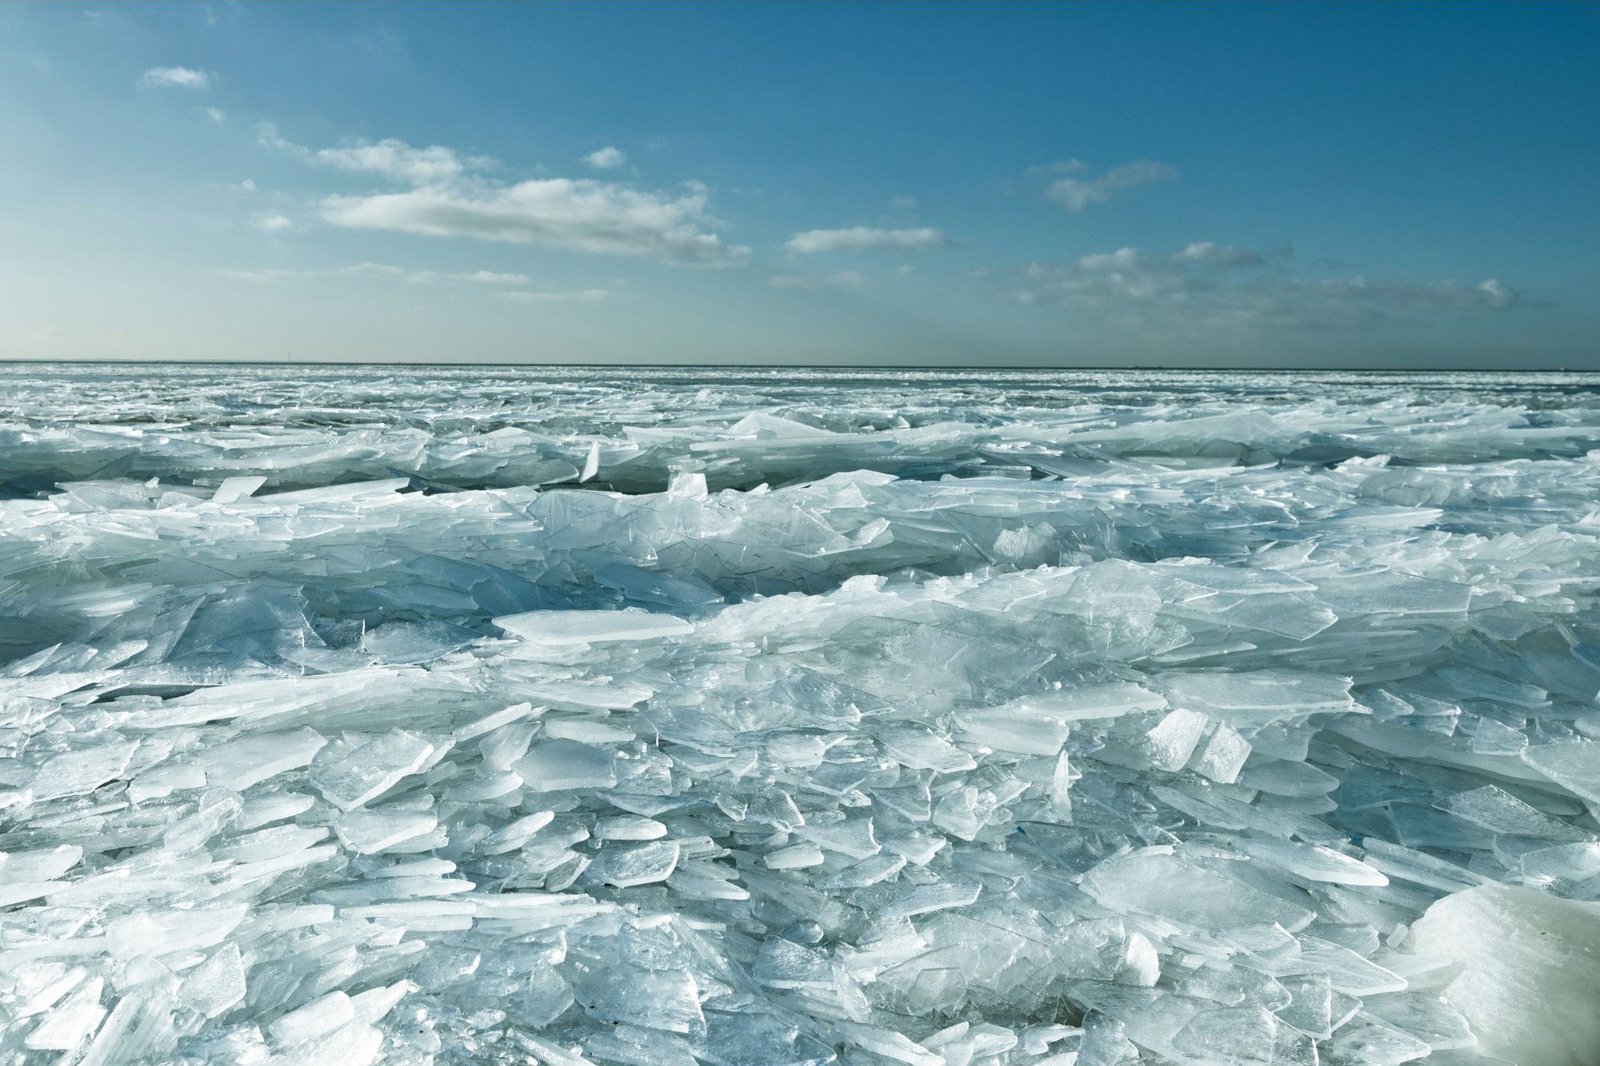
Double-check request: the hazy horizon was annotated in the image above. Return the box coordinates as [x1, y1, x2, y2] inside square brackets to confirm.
[2, 1, 1596, 369]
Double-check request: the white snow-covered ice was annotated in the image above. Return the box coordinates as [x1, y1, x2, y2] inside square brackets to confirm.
[3, 363, 1600, 1064]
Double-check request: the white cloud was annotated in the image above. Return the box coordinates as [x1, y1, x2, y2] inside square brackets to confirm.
[1009, 242, 1518, 325]
[256, 124, 476, 185]
[203, 106, 226, 124]
[323, 180, 744, 262]
[1171, 241, 1266, 268]
[785, 226, 948, 255]
[1043, 159, 1177, 212]
[500, 288, 611, 303]
[584, 146, 626, 170]
[250, 213, 294, 233]
[1073, 247, 1142, 273]
[261, 126, 744, 264]
[140, 66, 210, 90]
[315, 139, 468, 186]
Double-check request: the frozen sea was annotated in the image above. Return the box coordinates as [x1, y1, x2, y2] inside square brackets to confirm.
[4, 363, 1600, 1065]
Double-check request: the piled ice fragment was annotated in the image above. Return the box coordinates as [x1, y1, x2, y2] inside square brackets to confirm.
[2, 366, 1600, 1063]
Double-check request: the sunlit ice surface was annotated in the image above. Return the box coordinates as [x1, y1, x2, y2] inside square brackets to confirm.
[3, 363, 1600, 1064]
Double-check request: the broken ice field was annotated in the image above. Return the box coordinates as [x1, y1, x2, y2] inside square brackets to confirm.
[3, 363, 1600, 1064]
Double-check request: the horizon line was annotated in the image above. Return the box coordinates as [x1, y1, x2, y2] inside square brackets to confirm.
[2, 357, 1597, 375]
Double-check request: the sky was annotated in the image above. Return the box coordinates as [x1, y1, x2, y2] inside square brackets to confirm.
[1, 1, 1596, 369]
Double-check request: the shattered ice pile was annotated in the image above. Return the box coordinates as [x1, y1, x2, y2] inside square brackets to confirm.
[3, 365, 1600, 1065]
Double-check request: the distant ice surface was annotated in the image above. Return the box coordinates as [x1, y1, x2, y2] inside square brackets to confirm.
[4, 363, 1600, 1064]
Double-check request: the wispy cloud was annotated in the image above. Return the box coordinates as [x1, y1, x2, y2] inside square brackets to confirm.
[250, 212, 294, 233]
[499, 288, 611, 303]
[217, 267, 303, 283]
[785, 226, 948, 254]
[260, 126, 746, 264]
[1008, 242, 1517, 325]
[438, 269, 533, 286]
[769, 271, 866, 290]
[220, 262, 535, 286]
[1041, 159, 1177, 212]
[1069, 242, 1272, 275]
[140, 66, 210, 90]
[583, 146, 626, 170]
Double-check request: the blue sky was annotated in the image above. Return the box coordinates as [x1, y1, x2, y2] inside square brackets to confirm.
[1, 1, 1596, 367]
